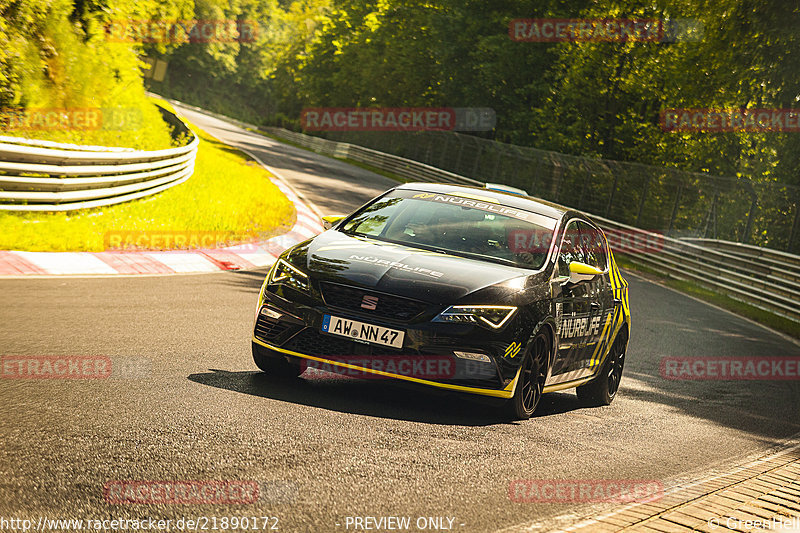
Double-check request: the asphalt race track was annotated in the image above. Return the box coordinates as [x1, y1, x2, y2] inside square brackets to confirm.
[1, 106, 799, 532]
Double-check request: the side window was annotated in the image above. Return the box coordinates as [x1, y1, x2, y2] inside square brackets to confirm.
[557, 220, 585, 277]
[579, 221, 608, 271]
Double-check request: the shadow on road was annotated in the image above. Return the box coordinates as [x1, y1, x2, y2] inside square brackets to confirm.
[221, 269, 268, 292]
[188, 368, 584, 426]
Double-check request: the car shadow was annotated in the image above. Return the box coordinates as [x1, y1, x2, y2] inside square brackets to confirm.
[220, 268, 268, 292]
[187, 368, 584, 426]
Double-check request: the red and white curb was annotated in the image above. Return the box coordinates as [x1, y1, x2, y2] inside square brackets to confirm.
[0, 182, 323, 276]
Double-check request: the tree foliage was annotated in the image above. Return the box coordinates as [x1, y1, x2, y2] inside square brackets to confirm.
[155, 0, 799, 185]
[0, 0, 191, 147]
[3, 0, 798, 183]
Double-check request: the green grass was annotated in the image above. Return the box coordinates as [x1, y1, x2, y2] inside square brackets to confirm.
[0, 102, 295, 252]
[615, 253, 800, 339]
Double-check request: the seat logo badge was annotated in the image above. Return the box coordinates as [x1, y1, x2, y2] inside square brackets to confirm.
[361, 295, 379, 310]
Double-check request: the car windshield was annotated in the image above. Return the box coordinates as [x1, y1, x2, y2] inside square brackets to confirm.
[340, 190, 557, 269]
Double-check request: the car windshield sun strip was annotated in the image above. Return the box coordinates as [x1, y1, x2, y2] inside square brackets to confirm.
[344, 231, 525, 268]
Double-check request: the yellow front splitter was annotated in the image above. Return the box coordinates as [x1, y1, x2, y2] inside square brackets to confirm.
[252, 337, 519, 399]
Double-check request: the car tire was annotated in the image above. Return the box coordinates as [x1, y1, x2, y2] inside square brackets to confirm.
[252, 342, 303, 378]
[576, 329, 627, 406]
[505, 331, 550, 420]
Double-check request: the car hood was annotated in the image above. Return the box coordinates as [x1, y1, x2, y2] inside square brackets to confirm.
[287, 231, 535, 303]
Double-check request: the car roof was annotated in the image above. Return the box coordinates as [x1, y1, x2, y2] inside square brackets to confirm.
[396, 182, 567, 220]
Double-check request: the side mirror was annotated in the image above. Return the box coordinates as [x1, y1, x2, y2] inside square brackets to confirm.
[321, 215, 346, 230]
[566, 261, 603, 285]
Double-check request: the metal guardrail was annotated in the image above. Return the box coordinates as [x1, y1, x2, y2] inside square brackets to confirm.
[682, 238, 800, 271]
[593, 218, 800, 322]
[263, 126, 800, 323]
[0, 108, 198, 211]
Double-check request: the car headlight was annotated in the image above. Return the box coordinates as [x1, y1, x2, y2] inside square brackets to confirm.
[433, 305, 517, 329]
[269, 258, 310, 293]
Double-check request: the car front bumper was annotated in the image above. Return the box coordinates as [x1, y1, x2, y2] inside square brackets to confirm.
[253, 290, 523, 399]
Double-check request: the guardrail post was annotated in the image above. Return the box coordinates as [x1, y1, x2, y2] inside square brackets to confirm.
[578, 170, 591, 210]
[635, 177, 650, 226]
[702, 192, 719, 239]
[454, 141, 464, 174]
[667, 182, 683, 237]
[423, 135, 434, 165]
[439, 134, 450, 169]
[514, 156, 523, 189]
[789, 194, 800, 253]
[605, 172, 619, 218]
[741, 195, 758, 244]
[549, 153, 563, 202]
[471, 145, 483, 178]
[412, 136, 422, 161]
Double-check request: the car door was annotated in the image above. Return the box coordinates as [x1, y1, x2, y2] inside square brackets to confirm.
[550, 219, 595, 379]
[577, 220, 613, 376]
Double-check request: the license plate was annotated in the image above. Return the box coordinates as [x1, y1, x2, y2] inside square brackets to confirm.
[321, 315, 404, 349]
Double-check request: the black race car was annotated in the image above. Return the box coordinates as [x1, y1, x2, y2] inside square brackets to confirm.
[252, 183, 630, 419]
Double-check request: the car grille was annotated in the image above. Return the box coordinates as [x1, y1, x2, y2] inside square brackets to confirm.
[320, 282, 429, 322]
[283, 328, 500, 387]
[283, 328, 408, 357]
[254, 314, 294, 344]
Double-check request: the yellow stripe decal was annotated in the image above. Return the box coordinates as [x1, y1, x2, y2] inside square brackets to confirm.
[594, 307, 624, 370]
[543, 375, 595, 393]
[590, 312, 613, 367]
[583, 250, 628, 373]
[598, 308, 617, 367]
